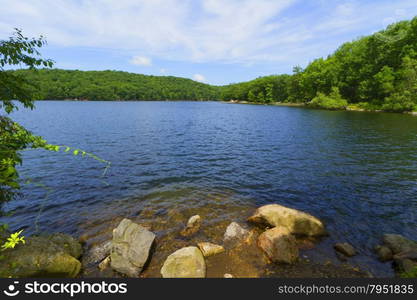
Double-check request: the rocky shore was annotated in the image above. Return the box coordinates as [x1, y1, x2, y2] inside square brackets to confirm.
[1, 203, 416, 278]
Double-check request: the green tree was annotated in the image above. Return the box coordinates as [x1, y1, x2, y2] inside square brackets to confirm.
[1, 29, 53, 205]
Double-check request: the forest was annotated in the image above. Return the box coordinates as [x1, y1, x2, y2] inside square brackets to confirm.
[9, 69, 220, 101]
[221, 17, 417, 112]
[7, 16, 417, 112]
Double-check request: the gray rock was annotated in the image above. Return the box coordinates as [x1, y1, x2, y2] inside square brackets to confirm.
[223, 222, 249, 243]
[257, 227, 299, 264]
[393, 250, 417, 262]
[180, 215, 202, 237]
[160, 246, 206, 278]
[82, 240, 112, 266]
[0, 233, 82, 278]
[374, 245, 393, 262]
[248, 204, 326, 236]
[334, 243, 356, 257]
[110, 218, 155, 277]
[383, 234, 417, 255]
[197, 242, 225, 257]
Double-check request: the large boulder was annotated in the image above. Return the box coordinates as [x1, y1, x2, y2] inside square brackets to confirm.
[180, 215, 202, 237]
[110, 218, 155, 277]
[160, 246, 206, 278]
[382, 234, 417, 255]
[257, 227, 299, 264]
[0, 233, 82, 278]
[248, 204, 326, 236]
[223, 222, 250, 243]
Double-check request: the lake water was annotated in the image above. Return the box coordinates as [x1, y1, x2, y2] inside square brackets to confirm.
[4, 101, 417, 277]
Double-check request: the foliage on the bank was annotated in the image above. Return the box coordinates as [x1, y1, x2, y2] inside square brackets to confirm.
[308, 87, 348, 110]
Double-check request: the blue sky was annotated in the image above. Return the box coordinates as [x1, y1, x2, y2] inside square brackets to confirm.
[1, 0, 416, 85]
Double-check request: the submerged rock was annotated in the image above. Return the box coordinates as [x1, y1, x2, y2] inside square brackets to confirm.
[160, 246, 206, 278]
[248, 204, 326, 237]
[110, 218, 155, 277]
[382, 234, 417, 255]
[334, 243, 356, 257]
[224, 222, 250, 243]
[0, 233, 82, 278]
[257, 227, 299, 264]
[197, 242, 225, 257]
[180, 215, 202, 237]
[82, 240, 112, 266]
[374, 245, 393, 262]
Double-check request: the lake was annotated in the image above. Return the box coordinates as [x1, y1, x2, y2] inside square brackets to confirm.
[4, 101, 417, 277]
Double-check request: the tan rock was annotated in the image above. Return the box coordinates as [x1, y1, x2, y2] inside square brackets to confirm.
[197, 242, 225, 257]
[160, 246, 206, 278]
[98, 256, 111, 271]
[257, 227, 299, 264]
[248, 204, 326, 236]
[180, 215, 202, 237]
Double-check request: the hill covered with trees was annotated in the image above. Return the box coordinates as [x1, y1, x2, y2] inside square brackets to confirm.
[8, 16, 417, 112]
[220, 17, 417, 112]
[9, 69, 220, 101]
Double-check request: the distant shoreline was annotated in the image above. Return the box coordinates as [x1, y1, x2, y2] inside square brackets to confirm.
[223, 100, 417, 115]
[36, 99, 417, 115]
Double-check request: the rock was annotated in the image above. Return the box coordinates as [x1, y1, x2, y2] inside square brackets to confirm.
[393, 250, 417, 261]
[160, 246, 206, 278]
[224, 222, 249, 243]
[257, 227, 299, 264]
[197, 242, 225, 257]
[335, 251, 348, 262]
[374, 245, 393, 262]
[98, 256, 111, 271]
[382, 234, 417, 255]
[82, 240, 112, 266]
[248, 204, 326, 236]
[394, 258, 417, 274]
[180, 215, 201, 237]
[0, 233, 82, 278]
[110, 218, 155, 277]
[47, 233, 83, 258]
[224, 273, 234, 278]
[334, 243, 356, 257]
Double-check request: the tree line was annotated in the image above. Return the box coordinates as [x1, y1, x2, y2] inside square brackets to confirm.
[220, 17, 417, 112]
[9, 69, 220, 101]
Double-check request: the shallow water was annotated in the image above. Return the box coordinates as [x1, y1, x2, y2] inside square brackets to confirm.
[3, 101, 417, 277]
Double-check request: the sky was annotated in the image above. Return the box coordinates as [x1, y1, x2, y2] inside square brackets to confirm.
[0, 0, 416, 85]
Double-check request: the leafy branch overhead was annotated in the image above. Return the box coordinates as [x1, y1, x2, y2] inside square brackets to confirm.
[0, 28, 54, 113]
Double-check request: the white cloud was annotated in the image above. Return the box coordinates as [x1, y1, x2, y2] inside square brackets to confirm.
[159, 68, 167, 74]
[0, 0, 417, 67]
[130, 55, 152, 66]
[193, 74, 206, 82]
